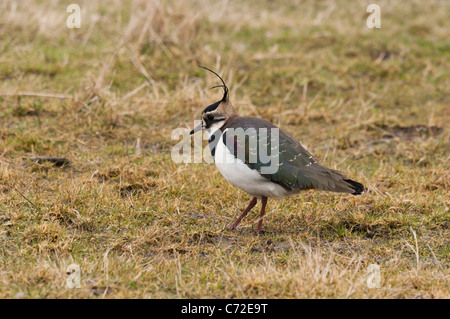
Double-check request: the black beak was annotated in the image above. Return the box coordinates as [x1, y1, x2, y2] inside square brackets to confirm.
[190, 123, 203, 135]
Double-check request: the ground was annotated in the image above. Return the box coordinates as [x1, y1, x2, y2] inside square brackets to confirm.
[0, 0, 448, 298]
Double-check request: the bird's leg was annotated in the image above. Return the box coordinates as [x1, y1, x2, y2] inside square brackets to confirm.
[227, 197, 257, 230]
[257, 196, 267, 232]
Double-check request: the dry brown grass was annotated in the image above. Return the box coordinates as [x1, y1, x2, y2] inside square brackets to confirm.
[0, 0, 448, 298]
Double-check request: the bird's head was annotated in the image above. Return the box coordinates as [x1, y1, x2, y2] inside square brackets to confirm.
[190, 67, 237, 136]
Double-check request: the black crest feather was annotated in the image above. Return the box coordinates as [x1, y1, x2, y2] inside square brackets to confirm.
[199, 66, 229, 102]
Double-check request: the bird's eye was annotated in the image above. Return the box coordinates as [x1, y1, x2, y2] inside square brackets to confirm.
[207, 114, 214, 121]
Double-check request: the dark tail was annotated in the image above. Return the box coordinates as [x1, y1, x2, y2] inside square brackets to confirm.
[344, 179, 366, 195]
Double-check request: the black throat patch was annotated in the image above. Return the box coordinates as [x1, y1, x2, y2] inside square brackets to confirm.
[207, 129, 223, 157]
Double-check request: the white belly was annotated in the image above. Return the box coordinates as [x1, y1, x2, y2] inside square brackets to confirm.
[213, 130, 290, 198]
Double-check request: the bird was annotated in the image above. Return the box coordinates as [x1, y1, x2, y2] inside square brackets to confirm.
[190, 66, 366, 232]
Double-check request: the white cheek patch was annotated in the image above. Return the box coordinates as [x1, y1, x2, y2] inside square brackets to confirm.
[206, 120, 226, 138]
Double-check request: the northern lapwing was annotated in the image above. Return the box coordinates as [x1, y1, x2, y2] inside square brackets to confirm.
[190, 67, 365, 232]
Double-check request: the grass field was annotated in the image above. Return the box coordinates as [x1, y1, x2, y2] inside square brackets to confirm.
[0, 0, 448, 298]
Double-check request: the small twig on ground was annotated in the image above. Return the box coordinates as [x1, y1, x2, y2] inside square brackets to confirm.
[13, 187, 40, 212]
[0, 91, 74, 99]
